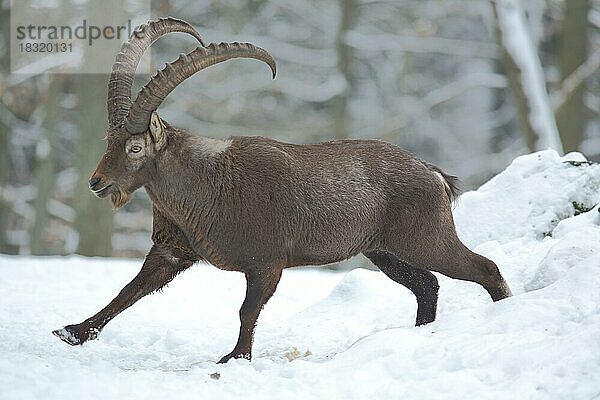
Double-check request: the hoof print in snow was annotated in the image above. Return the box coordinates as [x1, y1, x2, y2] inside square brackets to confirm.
[284, 347, 312, 362]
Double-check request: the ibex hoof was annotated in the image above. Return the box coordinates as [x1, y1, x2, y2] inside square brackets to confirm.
[218, 350, 251, 364]
[52, 325, 100, 346]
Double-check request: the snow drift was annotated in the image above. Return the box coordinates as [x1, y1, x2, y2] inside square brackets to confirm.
[1, 150, 600, 399]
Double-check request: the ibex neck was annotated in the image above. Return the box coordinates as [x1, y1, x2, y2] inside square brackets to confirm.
[144, 133, 229, 246]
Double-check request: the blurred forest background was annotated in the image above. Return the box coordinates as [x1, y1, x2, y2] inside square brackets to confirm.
[0, 0, 598, 258]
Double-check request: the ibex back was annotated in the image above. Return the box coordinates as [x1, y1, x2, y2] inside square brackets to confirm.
[53, 17, 512, 363]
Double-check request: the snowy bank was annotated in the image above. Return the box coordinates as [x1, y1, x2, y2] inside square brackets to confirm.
[1, 150, 600, 399]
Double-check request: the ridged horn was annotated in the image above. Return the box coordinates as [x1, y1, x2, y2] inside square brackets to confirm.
[107, 17, 205, 127]
[125, 41, 277, 134]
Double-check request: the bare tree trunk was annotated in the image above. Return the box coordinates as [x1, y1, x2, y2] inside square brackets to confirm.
[493, 0, 563, 153]
[0, 111, 10, 254]
[72, 2, 115, 256]
[333, 0, 356, 140]
[0, 3, 13, 253]
[556, 0, 589, 152]
[73, 72, 114, 256]
[30, 76, 62, 255]
[495, 34, 537, 150]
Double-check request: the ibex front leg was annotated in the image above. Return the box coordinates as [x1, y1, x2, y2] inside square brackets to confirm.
[218, 268, 282, 363]
[53, 245, 193, 345]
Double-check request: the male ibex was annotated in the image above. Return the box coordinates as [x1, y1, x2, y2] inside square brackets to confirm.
[54, 17, 512, 363]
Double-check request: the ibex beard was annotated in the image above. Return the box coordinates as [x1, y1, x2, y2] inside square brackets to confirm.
[109, 188, 131, 210]
[101, 185, 131, 210]
[53, 17, 512, 364]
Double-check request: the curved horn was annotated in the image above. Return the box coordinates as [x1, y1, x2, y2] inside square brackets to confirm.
[107, 17, 205, 127]
[125, 42, 277, 134]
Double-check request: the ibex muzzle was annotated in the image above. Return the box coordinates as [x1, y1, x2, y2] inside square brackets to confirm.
[89, 165, 113, 198]
[53, 17, 512, 364]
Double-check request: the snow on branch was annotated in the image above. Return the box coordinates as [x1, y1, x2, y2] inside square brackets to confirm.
[495, 0, 563, 153]
[277, 74, 347, 102]
[375, 72, 509, 139]
[343, 30, 500, 59]
[7, 51, 78, 86]
[423, 72, 508, 108]
[180, 27, 336, 68]
[584, 93, 599, 114]
[551, 49, 600, 112]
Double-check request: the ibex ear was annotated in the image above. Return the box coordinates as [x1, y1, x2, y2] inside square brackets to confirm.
[149, 111, 166, 150]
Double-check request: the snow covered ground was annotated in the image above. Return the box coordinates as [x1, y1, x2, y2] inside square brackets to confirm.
[2, 150, 600, 400]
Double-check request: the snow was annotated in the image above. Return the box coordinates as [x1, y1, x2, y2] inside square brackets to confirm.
[2, 149, 600, 399]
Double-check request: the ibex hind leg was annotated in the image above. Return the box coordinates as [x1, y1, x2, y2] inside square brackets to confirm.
[364, 250, 439, 326]
[461, 250, 512, 301]
[420, 238, 512, 302]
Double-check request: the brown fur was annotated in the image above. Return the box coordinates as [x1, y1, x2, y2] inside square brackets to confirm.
[54, 121, 512, 363]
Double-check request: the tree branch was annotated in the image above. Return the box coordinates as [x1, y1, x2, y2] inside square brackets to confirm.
[552, 49, 600, 112]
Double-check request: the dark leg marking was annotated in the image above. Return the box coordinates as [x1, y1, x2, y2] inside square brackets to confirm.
[364, 250, 439, 326]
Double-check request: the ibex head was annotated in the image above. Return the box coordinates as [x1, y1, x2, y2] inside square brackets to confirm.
[89, 17, 276, 209]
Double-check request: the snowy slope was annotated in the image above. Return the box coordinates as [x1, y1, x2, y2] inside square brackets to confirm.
[1, 150, 600, 400]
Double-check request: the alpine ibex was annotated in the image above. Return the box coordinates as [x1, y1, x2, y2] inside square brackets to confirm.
[53, 17, 512, 363]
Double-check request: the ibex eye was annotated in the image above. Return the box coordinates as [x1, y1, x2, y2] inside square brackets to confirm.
[130, 145, 142, 153]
